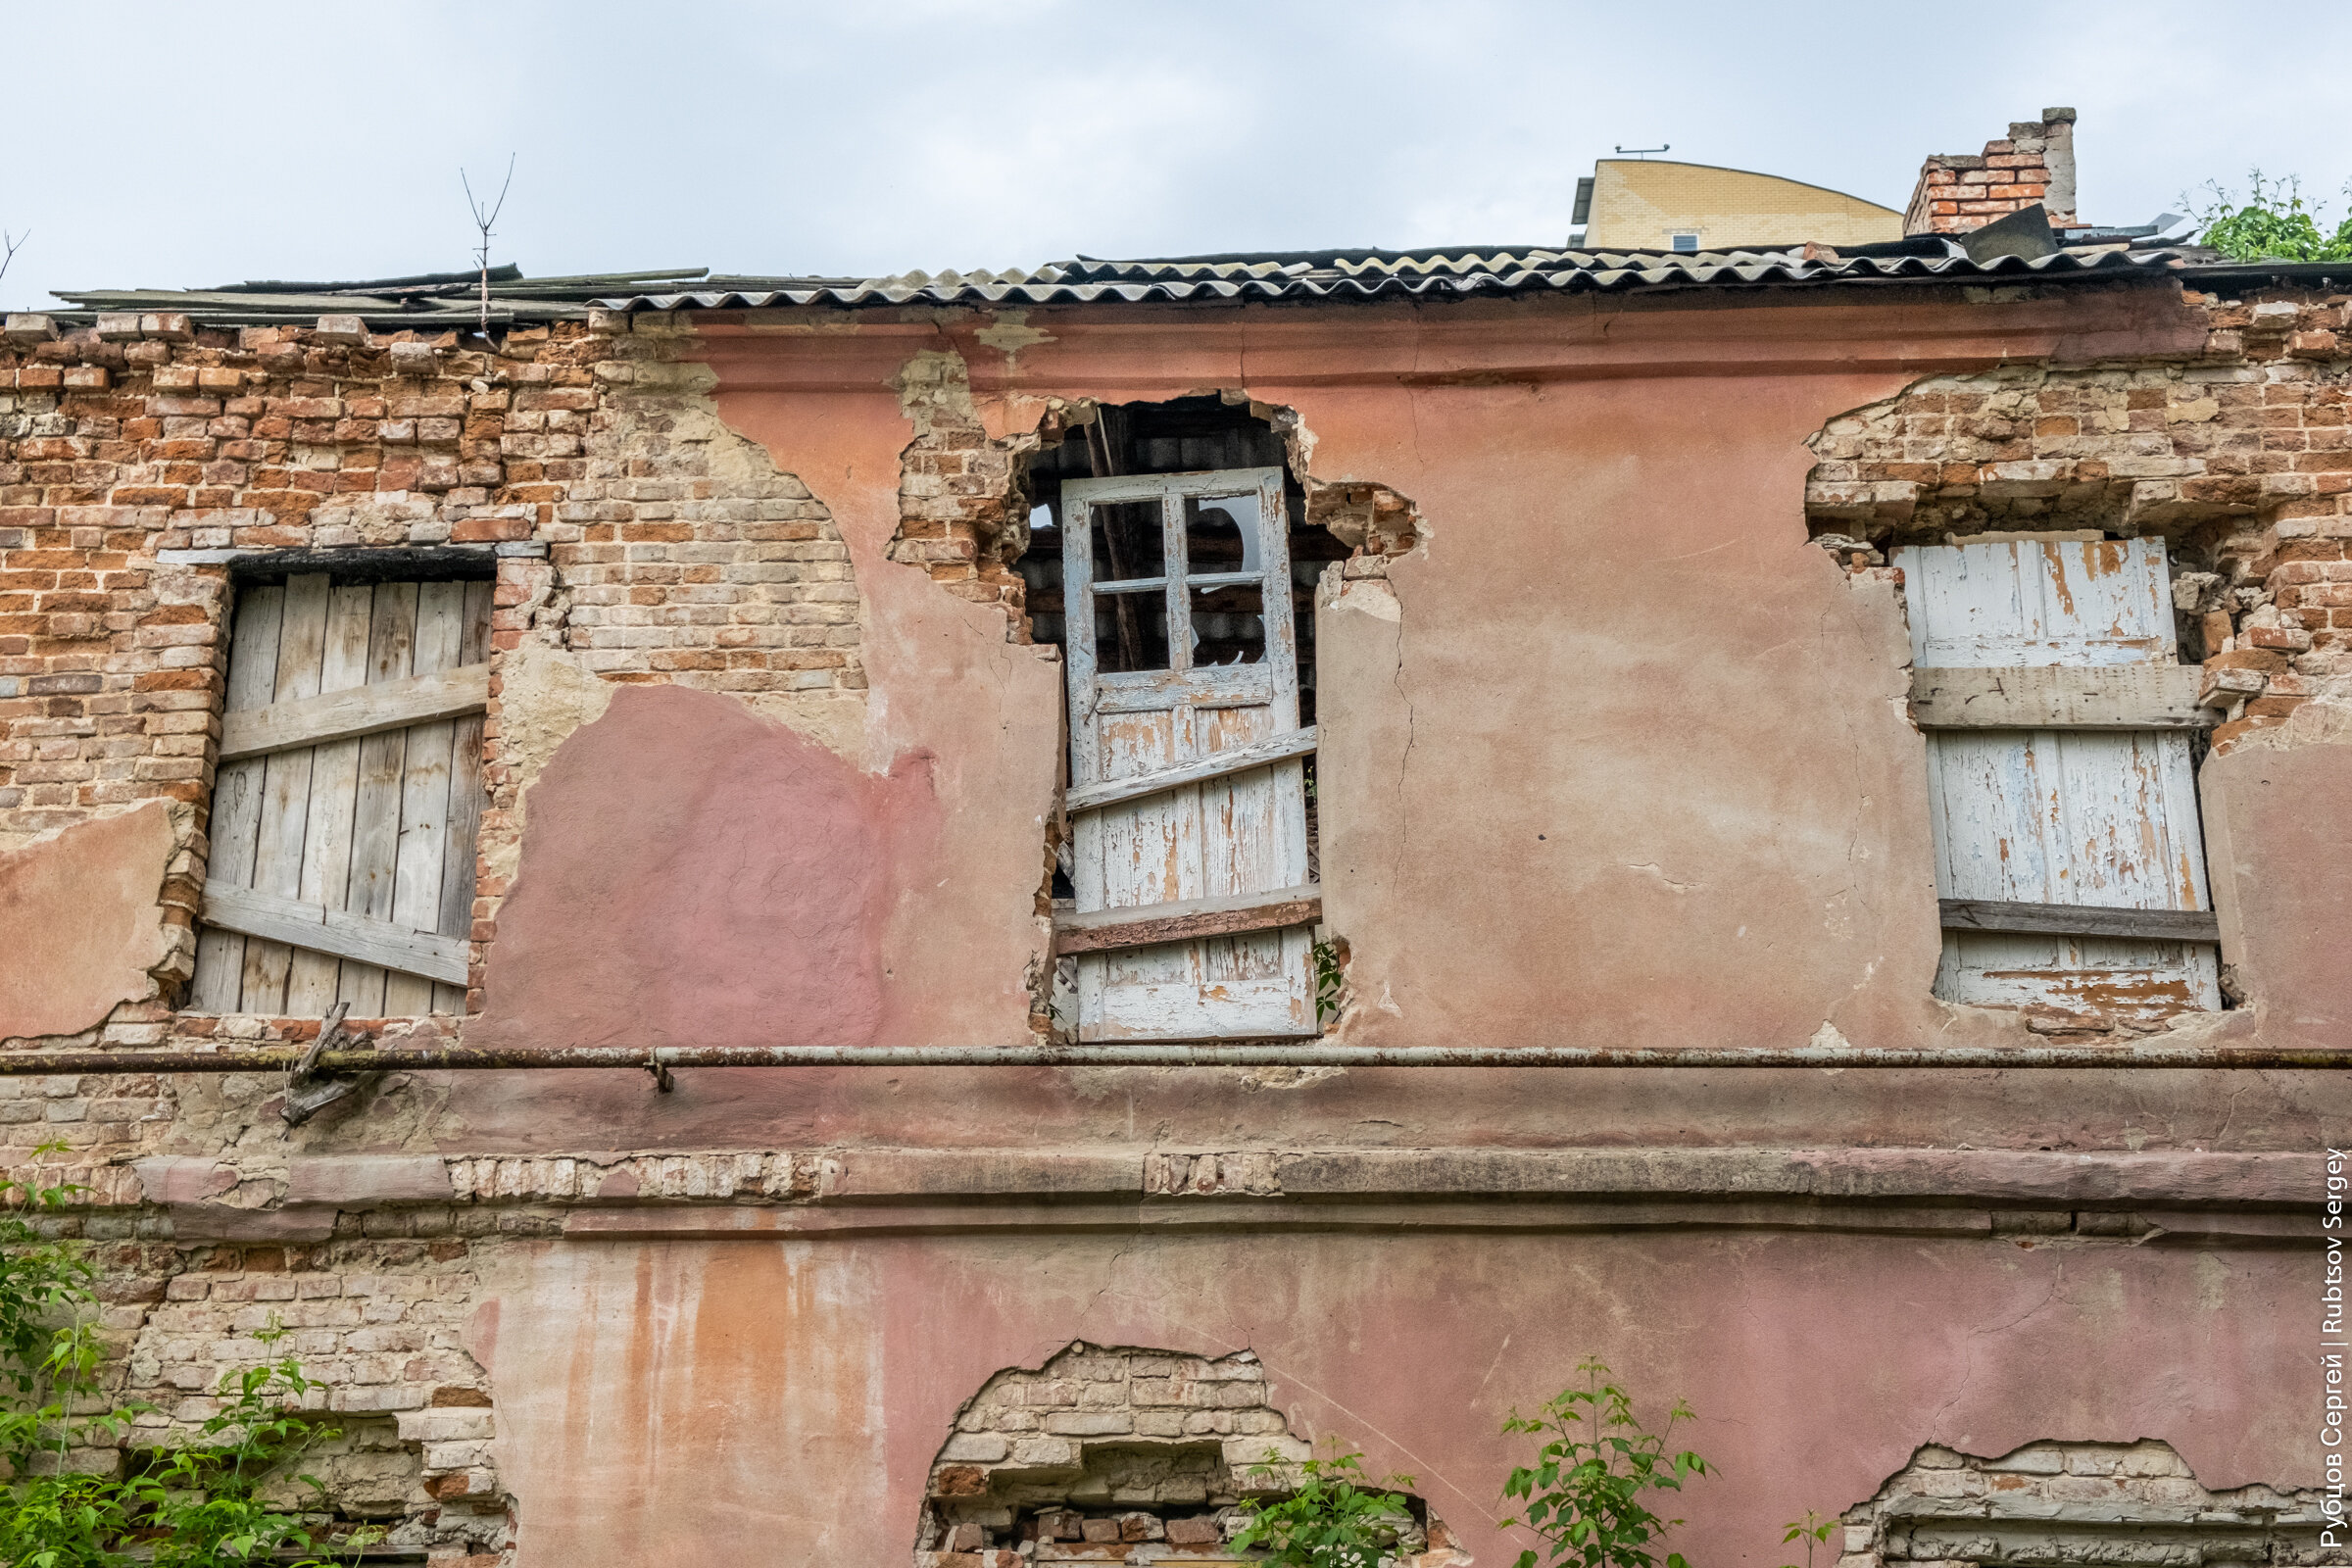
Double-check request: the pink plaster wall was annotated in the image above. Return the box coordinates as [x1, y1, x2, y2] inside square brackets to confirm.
[471, 685, 933, 1049]
[2201, 733, 2352, 1046]
[481, 1227, 2308, 1568]
[0, 800, 174, 1039]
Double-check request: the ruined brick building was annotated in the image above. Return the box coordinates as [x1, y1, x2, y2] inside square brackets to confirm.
[0, 110, 2345, 1565]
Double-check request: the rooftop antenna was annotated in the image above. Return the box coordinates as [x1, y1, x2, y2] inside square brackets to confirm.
[1615, 144, 1671, 160]
[460, 155, 515, 340]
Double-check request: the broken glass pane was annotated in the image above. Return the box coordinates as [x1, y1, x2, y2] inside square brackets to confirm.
[1189, 582, 1265, 665]
[1095, 587, 1170, 672]
[1089, 499, 1165, 586]
[1183, 493, 1260, 579]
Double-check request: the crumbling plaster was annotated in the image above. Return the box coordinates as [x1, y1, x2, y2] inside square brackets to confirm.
[477, 1221, 2314, 1568]
[0, 797, 179, 1038]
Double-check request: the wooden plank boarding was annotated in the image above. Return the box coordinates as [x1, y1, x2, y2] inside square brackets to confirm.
[1891, 536, 2221, 1016]
[1911, 665, 2207, 730]
[339, 581, 417, 1015]
[1938, 899, 2221, 943]
[433, 581, 493, 1011]
[284, 584, 375, 1015]
[190, 571, 491, 1018]
[188, 585, 283, 1011]
[219, 663, 489, 760]
[1055, 887, 1322, 956]
[1066, 726, 1316, 814]
[383, 580, 466, 1016]
[201, 883, 469, 986]
[240, 573, 332, 1012]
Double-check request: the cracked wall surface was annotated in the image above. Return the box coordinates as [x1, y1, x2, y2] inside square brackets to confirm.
[0, 277, 2346, 1568]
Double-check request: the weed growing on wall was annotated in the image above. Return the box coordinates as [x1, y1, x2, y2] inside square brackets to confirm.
[1777, 1509, 1836, 1568]
[1232, 1443, 1417, 1568]
[1499, 1356, 1711, 1568]
[2191, 172, 2352, 262]
[0, 1153, 377, 1566]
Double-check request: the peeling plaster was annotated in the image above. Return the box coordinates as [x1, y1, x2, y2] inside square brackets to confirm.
[0, 800, 178, 1040]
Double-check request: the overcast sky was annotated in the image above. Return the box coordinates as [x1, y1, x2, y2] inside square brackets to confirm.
[4, 0, 2349, 313]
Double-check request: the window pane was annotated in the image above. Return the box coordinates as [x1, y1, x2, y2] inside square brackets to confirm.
[1183, 493, 1260, 578]
[1089, 499, 1164, 584]
[1095, 588, 1170, 672]
[1189, 582, 1264, 666]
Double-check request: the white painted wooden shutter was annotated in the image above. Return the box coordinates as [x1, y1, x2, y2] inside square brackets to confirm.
[190, 572, 491, 1016]
[1890, 537, 2220, 1015]
[1061, 467, 1315, 1039]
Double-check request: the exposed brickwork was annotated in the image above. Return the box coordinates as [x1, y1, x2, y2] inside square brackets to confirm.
[918, 1342, 1464, 1567]
[0, 311, 866, 1022]
[1806, 287, 2352, 753]
[887, 350, 1036, 636]
[1904, 109, 2078, 235]
[1839, 1440, 2331, 1568]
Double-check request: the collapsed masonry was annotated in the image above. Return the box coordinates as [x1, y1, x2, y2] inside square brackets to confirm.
[1805, 289, 2352, 754]
[1844, 1439, 2333, 1568]
[917, 1343, 1463, 1568]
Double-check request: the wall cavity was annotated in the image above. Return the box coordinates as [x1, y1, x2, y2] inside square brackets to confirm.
[917, 1341, 1462, 1567]
[1840, 1440, 2330, 1568]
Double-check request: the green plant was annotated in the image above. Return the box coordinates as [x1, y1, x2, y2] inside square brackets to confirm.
[1232, 1442, 1417, 1568]
[1500, 1356, 1710, 1568]
[0, 1152, 376, 1566]
[1778, 1509, 1836, 1568]
[2191, 172, 2352, 262]
[1311, 939, 1347, 1024]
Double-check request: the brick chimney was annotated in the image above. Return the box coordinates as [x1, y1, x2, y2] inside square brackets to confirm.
[1903, 108, 2078, 235]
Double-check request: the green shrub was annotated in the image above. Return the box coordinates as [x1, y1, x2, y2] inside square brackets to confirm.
[1231, 1443, 1418, 1568]
[0, 1152, 376, 1566]
[2193, 172, 2352, 263]
[1500, 1355, 1710, 1568]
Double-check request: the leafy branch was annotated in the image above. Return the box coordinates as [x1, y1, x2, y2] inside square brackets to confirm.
[1500, 1355, 1711, 1568]
[0, 1151, 379, 1565]
[1232, 1442, 1418, 1568]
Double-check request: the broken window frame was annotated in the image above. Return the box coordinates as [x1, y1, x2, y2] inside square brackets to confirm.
[1057, 466, 1318, 1040]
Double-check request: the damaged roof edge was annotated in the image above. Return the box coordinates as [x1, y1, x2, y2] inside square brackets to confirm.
[31, 244, 2334, 333]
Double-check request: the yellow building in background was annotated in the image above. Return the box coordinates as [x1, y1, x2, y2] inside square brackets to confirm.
[1575, 159, 1902, 251]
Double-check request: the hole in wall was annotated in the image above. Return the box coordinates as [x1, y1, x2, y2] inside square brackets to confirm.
[915, 1343, 1461, 1566]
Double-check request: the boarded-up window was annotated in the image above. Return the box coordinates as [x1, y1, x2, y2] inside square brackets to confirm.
[1891, 536, 2220, 1017]
[1058, 467, 1316, 1039]
[189, 572, 490, 1017]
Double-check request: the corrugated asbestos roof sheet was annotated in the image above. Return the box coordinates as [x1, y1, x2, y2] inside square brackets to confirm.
[36, 243, 2265, 329]
[597, 244, 2185, 311]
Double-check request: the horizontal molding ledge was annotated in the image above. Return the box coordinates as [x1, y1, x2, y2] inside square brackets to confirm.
[561, 1197, 2304, 1245]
